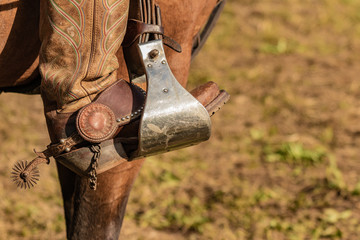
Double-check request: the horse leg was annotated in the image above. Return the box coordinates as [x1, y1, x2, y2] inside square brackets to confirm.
[56, 159, 144, 239]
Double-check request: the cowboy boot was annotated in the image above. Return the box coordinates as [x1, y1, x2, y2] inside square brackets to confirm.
[39, 0, 130, 113]
[38, 0, 133, 154]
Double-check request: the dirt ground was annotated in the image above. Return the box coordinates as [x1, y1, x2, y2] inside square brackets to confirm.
[1, 0, 360, 239]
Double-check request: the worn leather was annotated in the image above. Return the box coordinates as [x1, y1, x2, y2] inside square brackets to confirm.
[39, 0, 130, 113]
[42, 96, 77, 143]
[76, 79, 145, 143]
[122, 19, 182, 52]
[43, 79, 143, 140]
[190, 81, 220, 107]
[122, 20, 164, 47]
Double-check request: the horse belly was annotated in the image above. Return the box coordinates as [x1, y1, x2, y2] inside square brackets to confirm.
[0, 0, 41, 88]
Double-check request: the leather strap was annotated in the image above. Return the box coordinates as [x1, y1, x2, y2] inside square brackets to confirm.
[123, 19, 164, 47]
[123, 19, 182, 52]
[162, 35, 182, 53]
[191, 0, 227, 59]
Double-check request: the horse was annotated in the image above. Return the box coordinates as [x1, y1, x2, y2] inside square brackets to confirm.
[0, 0, 225, 238]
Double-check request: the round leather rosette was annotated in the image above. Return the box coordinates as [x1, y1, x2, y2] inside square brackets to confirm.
[76, 103, 117, 143]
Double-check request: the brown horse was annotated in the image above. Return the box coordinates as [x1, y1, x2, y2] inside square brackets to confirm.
[0, 0, 222, 238]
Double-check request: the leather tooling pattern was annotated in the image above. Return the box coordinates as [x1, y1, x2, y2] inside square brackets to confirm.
[42, 0, 85, 104]
[95, 0, 129, 75]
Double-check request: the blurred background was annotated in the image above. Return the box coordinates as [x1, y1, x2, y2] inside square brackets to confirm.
[1, 0, 360, 239]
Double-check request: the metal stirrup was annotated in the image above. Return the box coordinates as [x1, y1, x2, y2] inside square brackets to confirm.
[131, 39, 211, 158]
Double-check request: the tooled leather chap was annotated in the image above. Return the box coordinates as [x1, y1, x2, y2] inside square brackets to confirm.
[39, 0, 130, 113]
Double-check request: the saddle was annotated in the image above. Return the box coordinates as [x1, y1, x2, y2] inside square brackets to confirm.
[11, 0, 229, 189]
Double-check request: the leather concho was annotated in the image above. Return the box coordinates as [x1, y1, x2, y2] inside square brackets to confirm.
[77, 103, 117, 142]
[76, 80, 146, 143]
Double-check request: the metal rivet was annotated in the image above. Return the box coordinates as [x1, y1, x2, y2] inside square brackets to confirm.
[116, 118, 121, 122]
[60, 139, 65, 144]
[65, 147, 71, 152]
[141, 106, 144, 110]
[161, 60, 166, 64]
[147, 64, 152, 68]
[163, 88, 169, 93]
[149, 49, 159, 59]
[134, 111, 138, 115]
[131, 113, 134, 117]
[126, 116, 130, 119]
[121, 117, 125, 121]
